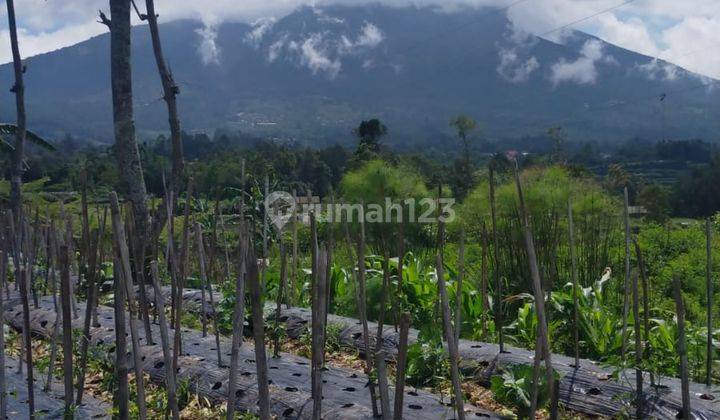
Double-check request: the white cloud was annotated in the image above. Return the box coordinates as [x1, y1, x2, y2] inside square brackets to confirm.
[195, 22, 221, 66]
[299, 33, 342, 78]
[245, 18, 276, 46]
[637, 58, 679, 81]
[549, 39, 614, 85]
[497, 48, 539, 83]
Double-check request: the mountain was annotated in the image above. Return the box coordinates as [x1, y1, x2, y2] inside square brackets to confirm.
[0, 4, 718, 149]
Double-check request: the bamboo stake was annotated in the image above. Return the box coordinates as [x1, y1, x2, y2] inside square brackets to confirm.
[620, 187, 631, 361]
[514, 164, 554, 418]
[226, 230, 248, 420]
[706, 218, 713, 386]
[673, 276, 691, 419]
[311, 245, 328, 420]
[632, 269, 643, 418]
[435, 253, 465, 420]
[455, 228, 465, 345]
[110, 191, 147, 420]
[196, 224, 208, 337]
[393, 312, 411, 420]
[76, 208, 107, 405]
[568, 199, 580, 367]
[150, 261, 180, 420]
[113, 255, 130, 419]
[195, 222, 222, 366]
[248, 242, 270, 419]
[59, 243, 74, 413]
[262, 174, 269, 292]
[489, 165, 504, 352]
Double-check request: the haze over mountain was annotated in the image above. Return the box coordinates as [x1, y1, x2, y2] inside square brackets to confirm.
[0, 4, 717, 148]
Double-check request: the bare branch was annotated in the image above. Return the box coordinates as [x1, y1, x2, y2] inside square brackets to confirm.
[98, 10, 111, 27]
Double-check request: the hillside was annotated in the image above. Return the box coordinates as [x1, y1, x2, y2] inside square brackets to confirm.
[0, 4, 717, 148]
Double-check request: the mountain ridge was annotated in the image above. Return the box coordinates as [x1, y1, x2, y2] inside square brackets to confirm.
[0, 4, 717, 148]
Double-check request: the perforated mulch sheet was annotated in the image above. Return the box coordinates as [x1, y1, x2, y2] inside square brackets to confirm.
[3, 295, 503, 419]
[2, 355, 110, 418]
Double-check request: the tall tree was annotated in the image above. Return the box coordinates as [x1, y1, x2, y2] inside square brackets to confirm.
[6, 0, 26, 221]
[449, 114, 477, 162]
[103, 0, 151, 270]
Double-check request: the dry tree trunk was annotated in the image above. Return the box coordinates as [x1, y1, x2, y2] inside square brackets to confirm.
[196, 222, 222, 366]
[110, 191, 147, 420]
[673, 276, 691, 419]
[393, 312, 411, 420]
[150, 261, 180, 420]
[6, 0, 26, 223]
[514, 163, 554, 418]
[8, 212, 34, 418]
[59, 244, 74, 413]
[620, 187, 631, 361]
[226, 230, 248, 420]
[632, 270, 643, 418]
[455, 228, 465, 345]
[312, 245, 328, 420]
[76, 208, 107, 405]
[113, 255, 130, 418]
[247, 243, 270, 419]
[107, 0, 151, 294]
[435, 253, 465, 420]
[489, 166, 504, 352]
[706, 219, 713, 386]
[568, 199, 580, 367]
[139, 0, 185, 257]
[0, 246, 7, 420]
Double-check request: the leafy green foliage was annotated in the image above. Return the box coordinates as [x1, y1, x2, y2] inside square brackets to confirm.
[490, 364, 559, 418]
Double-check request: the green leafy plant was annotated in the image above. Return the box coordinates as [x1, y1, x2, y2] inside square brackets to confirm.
[490, 364, 559, 418]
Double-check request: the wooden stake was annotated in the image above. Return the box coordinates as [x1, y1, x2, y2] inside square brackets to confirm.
[673, 276, 691, 419]
[393, 312, 411, 420]
[568, 199, 580, 367]
[173, 179, 193, 372]
[706, 218, 713, 386]
[248, 242, 270, 419]
[455, 228, 465, 345]
[226, 230, 248, 420]
[274, 235, 287, 357]
[311, 245, 328, 420]
[150, 261, 180, 420]
[514, 163, 554, 418]
[59, 244, 74, 413]
[621, 186, 631, 361]
[112, 254, 130, 418]
[376, 250, 392, 419]
[110, 191, 147, 420]
[435, 253, 465, 420]
[633, 237, 654, 386]
[290, 189, 298, 308]
[489, 165, 504, 352]
[0, 246, 7, 420]
[44, 225, 60, 392]
[632, 270, 643, 418]
[195, 222, 222, 366]
[480, 224, 489, 340]
[76, 208, 107, 405]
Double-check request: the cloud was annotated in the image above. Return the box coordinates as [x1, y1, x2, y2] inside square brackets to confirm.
[195, 20, 221, 65]
[245, 18, 276, 46]
[549, 39, 614, 85]
[497, 48, 539, 83]
[298, 33, 342, 78]
[637, 58, 679, 81]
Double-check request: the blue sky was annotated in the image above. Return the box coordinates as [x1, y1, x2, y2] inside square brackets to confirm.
[0, 0, 718, 78]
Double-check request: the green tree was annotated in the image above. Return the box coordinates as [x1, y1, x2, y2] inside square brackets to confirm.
[354, 119, 387, 154]
[637, 184, 670, 223]
[449, 115, 477, 162]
